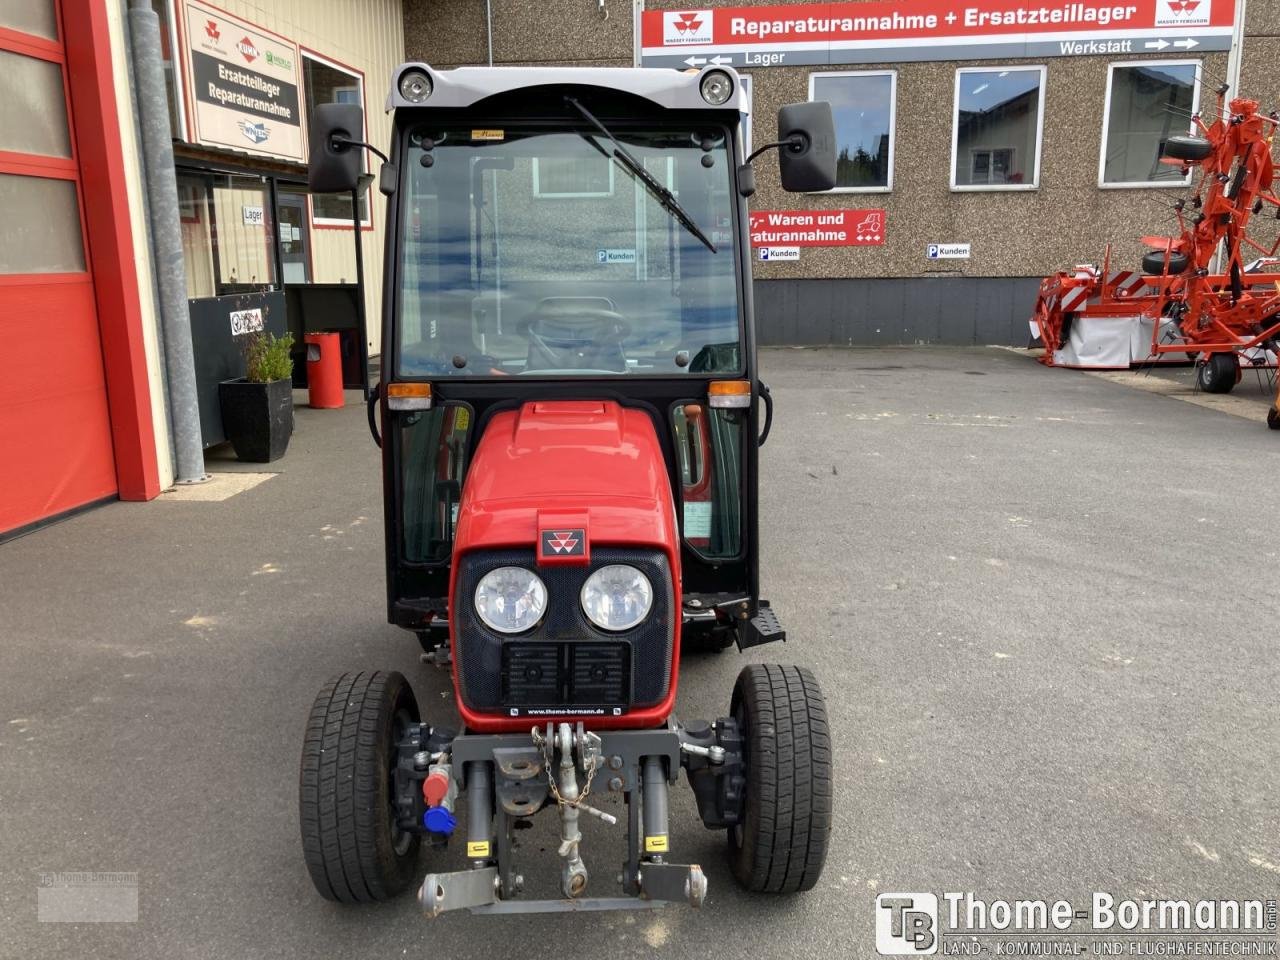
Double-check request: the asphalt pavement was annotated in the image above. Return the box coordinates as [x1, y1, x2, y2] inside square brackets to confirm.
[2, 346, 1279, 960]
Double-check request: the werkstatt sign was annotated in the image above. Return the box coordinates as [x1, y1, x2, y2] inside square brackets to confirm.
[749, 209, 885, 246]
[181, 0, 303, 161]
[641, 0, 1232, 67]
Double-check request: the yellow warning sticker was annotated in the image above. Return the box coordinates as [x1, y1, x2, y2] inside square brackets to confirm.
[453, 407, 470, 430]
[472, 129, 504, 141]
[644, 835, 669, 853]
[467, 841, 491, 858]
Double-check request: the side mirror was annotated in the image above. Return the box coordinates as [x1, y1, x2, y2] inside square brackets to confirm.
[776, 101, 837, 193]
[308, 102, 364, 193]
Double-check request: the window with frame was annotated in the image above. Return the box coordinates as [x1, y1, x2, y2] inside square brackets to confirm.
[809, 71, 896, 192]
[1100, 61, 1200, 187]
[952, 67, 1046, 190]
[739, 74, 753, 157]
[532, 156, 614, 198]
[302, 53, 369, 225]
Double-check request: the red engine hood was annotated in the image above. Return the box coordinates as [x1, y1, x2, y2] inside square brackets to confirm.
[455, 400, 678, 559]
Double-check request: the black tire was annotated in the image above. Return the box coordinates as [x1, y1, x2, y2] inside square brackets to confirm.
[728, 664, 832, 894]
[1268, 407, 1280, 431]
[1198, 352, 1239, 394]
[1163, 135, 1212, 162]
[299, 671, 421, 902]
[1142, 250, 1190, 275]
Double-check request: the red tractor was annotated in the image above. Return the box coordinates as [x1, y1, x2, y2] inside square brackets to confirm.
[299, 63, 836, 914]
[1034, 82, 1280, 399]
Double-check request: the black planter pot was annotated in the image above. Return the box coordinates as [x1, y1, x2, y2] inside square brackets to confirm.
[219, 378, 294, 462]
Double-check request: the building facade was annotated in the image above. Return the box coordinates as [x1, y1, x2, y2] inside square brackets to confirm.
[404, 0, 1276, 346]
[0, 0, 404, 537]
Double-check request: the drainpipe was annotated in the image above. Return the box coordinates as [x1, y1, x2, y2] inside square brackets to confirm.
[127, 0, 208, 484]
[1225, 0, 1247, 100]
[485, 0, 494, 66]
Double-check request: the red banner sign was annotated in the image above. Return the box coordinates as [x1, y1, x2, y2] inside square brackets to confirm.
[749, 209, 885, 247]
[641, 0, 1232, 67]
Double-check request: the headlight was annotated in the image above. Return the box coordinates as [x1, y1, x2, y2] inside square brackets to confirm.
[581, 565, 653, 632]
[700, 70, 733, 105]
[475, 567, 547, 634]
[398, 69, 432, 103]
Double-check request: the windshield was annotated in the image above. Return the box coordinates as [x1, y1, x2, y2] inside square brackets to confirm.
[396, 122, 742, 377]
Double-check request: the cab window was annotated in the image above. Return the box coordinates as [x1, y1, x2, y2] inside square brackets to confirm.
[672, 403, 742, 558]
[400, 404, 471, 563]
[398, 123, 741, 377]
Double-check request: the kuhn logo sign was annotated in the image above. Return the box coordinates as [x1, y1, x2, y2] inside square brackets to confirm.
[236, 36, 260, 62]
[1156, 0, 1209, 25]
[663, 10, 713, 44]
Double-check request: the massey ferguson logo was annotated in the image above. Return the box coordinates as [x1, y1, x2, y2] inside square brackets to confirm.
[204, 19, 220, 41]
[663, 10, 713, 45]
[542, 530, 584, 556]
[1155, 0, 1209, 26]
[236, 36, 260, 63]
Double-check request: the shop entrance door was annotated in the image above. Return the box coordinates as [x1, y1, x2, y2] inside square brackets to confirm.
[277, 193, 311, 285]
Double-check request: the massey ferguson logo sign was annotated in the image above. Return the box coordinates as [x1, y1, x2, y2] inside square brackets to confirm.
[538, 526, 589, 564]
[663, 10, 713, 44]
[236, 36, 259, 62]
[204, 19, 220, 40]
[542, 530, 584, 556]
[1156, 0, 1210, 25]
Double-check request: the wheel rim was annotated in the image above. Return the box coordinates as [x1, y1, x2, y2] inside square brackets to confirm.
[731, 695, 749, 850]
[389, 706, 414, 857]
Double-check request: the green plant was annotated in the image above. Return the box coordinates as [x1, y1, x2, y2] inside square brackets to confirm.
[244, 331, 294, 383]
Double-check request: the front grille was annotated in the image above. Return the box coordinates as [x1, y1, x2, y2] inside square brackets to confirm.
[502, 641, 631, 708]
[454, 548, 673, 715]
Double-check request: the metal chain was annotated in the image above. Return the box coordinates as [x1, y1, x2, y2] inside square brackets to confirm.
[531, 726, 598, 809]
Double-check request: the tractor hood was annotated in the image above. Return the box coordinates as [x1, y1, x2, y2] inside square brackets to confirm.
[454, 400, 679, 562]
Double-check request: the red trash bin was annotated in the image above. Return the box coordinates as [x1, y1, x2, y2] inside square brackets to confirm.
[304, 332, 344, 409]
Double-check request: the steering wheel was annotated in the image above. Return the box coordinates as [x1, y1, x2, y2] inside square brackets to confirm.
[519, 305, 632, 372]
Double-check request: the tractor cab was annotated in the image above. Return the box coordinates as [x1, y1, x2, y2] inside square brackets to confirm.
[300, 63, 836, 916]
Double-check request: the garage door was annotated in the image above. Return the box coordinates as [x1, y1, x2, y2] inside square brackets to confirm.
[0, 0, 117, 535]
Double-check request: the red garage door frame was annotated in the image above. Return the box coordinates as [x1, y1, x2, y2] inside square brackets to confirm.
[62, 0, 162, 503]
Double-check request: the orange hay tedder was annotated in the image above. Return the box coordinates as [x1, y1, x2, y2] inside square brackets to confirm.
[1033, 81, 1280, 422]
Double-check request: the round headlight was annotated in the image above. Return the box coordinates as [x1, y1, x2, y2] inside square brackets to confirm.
[398, 69, 433, 103]
[475, 567, 547, 634]
[581, 565, 653, 632]
[699, 70, 733, 105]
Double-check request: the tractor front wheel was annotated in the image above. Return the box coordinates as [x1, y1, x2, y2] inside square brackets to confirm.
[728, 664, 832, 893]
[1198, 352, 1239, 394]
[299, 671, 421, 902]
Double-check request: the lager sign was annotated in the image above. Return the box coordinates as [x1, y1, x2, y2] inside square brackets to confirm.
[182, 0, 303, 161]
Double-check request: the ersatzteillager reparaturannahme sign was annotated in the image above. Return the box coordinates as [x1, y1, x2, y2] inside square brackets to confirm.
[640, 0, 1232, 67]
[181, 0, 304, 162]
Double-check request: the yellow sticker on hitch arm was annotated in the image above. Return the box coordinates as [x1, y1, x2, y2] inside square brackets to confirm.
[645, 835, 669, 853]
[467, 841, 491, 858]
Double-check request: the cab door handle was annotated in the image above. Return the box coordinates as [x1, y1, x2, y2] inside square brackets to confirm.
[757, 380, 773, 448]
[367, 381, 383, 448]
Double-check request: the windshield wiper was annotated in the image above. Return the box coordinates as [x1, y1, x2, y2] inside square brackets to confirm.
[564, 97, 717, 254]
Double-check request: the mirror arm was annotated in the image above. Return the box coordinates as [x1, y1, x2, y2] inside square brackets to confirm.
[330, 134, 390, 165]
[744, 134, 806, 166]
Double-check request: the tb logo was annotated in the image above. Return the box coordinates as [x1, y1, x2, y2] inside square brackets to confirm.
[876, 893, 938, 955]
